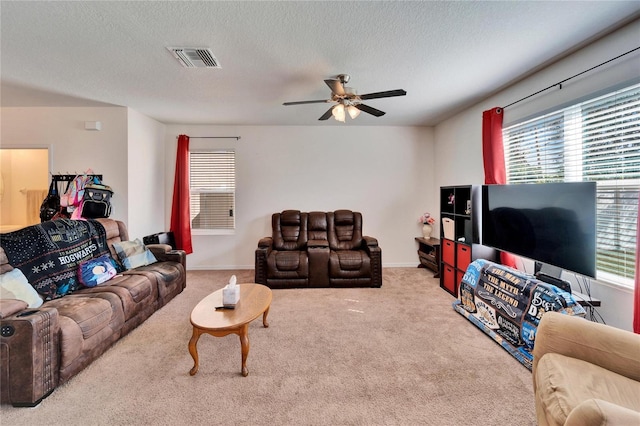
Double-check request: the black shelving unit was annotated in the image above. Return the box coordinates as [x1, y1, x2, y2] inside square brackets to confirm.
[439, 185, 494, 297]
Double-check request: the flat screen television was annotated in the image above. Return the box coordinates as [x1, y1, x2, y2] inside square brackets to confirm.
[481, 182, 597, 278]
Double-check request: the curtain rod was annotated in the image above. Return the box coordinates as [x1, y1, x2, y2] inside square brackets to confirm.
[177, 136, 241, 140]
[502, 46, 640, 110]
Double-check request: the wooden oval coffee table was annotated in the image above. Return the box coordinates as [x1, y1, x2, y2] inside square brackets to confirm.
[188, 283, 272, 377]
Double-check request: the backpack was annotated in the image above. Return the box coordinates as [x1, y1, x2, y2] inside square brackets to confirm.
[39, 179, 60, 222]
[80, 181, 114, 218]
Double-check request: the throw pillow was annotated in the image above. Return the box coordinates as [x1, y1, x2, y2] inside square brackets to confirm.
[0, 268, 44, 308]
[112, 239, 157, 270]
[78, 254, 118, 287]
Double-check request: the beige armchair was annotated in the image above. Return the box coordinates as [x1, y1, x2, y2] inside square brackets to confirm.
[532, 311, 640, 425]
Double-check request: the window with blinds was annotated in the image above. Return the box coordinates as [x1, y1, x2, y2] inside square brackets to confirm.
[503, 83, 639, 285]
[189, 150, 235, 230]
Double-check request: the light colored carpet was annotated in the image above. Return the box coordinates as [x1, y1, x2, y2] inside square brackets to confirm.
[0, 268, 536, 425]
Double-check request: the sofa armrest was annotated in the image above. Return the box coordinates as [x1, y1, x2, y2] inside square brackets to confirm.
[565, 398, 640, 426]
[533, 312, 640, 388]
[0, 307, 60, 406]
[255, 238, 273, 285]
[308, 239, 329, 249]
[258, 237, 273, 249]
[308, 242, 330, 287]
[363, 236, 378, 247]
[147, 244, 186, 269]
[361, 237, 382, 288]
[362, 236, 381, 260]
[0, 299, 28, 319]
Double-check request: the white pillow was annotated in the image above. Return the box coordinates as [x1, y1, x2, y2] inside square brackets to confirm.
[112, 239, 157, 270]
[0, 268, 43, 308]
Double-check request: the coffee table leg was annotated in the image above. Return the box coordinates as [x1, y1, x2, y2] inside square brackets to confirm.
[188, 327, 202, 376]
[263, 305, 270, 328]
[239, 323, 250, 377]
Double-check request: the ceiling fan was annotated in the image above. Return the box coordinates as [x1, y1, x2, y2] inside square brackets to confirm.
[283, 74, 407, 122]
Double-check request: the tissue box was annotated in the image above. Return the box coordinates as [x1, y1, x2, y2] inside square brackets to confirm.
[222, 285, 240, 308]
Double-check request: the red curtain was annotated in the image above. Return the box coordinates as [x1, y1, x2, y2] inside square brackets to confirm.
[482, 107, 517, 268]
[634, 194, 640, 333]
[482, 107, 506, 185]
[170, 135, 193, 254]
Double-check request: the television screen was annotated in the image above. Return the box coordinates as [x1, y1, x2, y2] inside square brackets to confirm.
[482, 182, 597, 278]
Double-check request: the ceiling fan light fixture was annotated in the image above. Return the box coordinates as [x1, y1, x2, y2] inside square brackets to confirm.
[332, 104, 346, 122]
[347, 105, 361, 119]
[282, 74, 406, 121]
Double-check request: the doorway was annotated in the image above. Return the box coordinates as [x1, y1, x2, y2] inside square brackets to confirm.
[0, 148, 49, 232]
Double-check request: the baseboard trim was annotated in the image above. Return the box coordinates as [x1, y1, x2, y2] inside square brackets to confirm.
[186, 263, 421, 271]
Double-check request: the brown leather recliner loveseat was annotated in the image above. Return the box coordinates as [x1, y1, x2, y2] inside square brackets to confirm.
[255, 210, 382, 288]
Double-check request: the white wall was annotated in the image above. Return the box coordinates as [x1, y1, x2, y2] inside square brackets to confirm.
[164, 125, 434, 269]
[433, 19, 640, 331]
[126, 109, 167, 239]
[1, 106, 130, 229]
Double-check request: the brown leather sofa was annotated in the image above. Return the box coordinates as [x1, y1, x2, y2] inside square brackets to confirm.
[0, 218, 186, 407]
[255, 210, 382, 288]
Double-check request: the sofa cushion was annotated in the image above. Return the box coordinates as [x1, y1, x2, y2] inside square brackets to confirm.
[76, 273, 157, 321]
[273, 211, 308, 251]
[328, 210, 363, 251]
[329, 250, 371, 277]
[267, 251, 309, 279]
[280, 210, 302, 226]
[47, 296, 113, 340]
[338, 251, 365, 271]
[536, 352, 640, 424]
[126, 261, 185, 304]
[308, 211, 328, 240]
[132, 262, 183, 284]
[275, 251, 302, 271]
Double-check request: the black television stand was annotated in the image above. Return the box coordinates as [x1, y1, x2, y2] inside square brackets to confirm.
[534, 262, 571, 293]
[533, 262, 601, 309]
[535, 272, 572, 293]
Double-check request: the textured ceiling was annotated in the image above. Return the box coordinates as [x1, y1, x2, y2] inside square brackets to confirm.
[2, 1, 639, 126]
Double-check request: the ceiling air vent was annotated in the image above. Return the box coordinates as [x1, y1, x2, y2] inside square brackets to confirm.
[167, 47, 221, 68]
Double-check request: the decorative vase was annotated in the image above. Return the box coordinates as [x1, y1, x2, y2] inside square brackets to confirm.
[422, 224, 433, 239]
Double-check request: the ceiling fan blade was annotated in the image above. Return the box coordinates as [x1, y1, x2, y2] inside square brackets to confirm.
[355, 103, 386, 117]
[283, 99, 330, 106]
[318, 106, 334, 121]
[324, 79, 345, 96]
[359, 89, 407, 100]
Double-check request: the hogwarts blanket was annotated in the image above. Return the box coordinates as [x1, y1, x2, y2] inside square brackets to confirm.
[0, 219, 109, 300]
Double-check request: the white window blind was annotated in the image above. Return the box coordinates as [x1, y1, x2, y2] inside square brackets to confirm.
[503, 83, 640, 283]
[189, 150, 235, 230]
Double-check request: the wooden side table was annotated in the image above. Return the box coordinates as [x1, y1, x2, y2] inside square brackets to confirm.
[415, 237, 440, 278]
